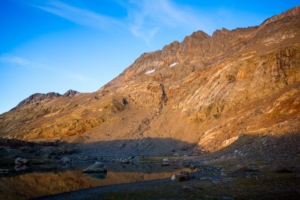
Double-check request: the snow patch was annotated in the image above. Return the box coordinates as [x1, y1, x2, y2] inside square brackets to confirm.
[169, 62, 178, 67]
[145, 69, 155, 74]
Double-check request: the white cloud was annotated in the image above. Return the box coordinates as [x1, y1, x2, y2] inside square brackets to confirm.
[36, 0, 123, 30]
[0, 54, 95, 83]
[124, 0, 209, 43]
[32, 0, 211, 44]
[0, 55, 49, 69]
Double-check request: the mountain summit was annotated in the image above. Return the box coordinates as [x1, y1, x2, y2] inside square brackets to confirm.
[0, 6, 300, 157]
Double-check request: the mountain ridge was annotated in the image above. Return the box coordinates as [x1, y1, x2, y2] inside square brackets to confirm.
[12, 90, 80, 111]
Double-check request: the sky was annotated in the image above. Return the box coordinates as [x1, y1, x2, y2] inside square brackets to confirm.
[0, 0, 299, 114]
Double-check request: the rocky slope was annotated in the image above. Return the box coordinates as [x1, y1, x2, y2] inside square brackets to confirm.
[0, 6, 300, 157]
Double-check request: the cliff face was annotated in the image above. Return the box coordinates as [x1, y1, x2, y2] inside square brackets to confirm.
[0, 6, 300, 156]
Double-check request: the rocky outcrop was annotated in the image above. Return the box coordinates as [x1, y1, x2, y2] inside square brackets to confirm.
[63, 90, 79, 97]
[13, 90, 79, 110]
[15, 92, 61, 108]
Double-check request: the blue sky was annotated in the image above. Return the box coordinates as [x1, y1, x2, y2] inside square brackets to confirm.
[0, 0, 299, 114]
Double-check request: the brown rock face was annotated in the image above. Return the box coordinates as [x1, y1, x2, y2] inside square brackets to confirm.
[15, 92, 61, 108]
[0, 6, 300, 156]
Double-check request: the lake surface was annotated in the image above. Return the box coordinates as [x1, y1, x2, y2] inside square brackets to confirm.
[0, 162, 192, 199]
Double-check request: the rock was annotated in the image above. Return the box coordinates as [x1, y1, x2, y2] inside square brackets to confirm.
[127, 156, 134, 160]
[120, 158, 130, 164]
[60, 157, 71, 164]
[16, 92, 61, 108]
[161, 161, 170, 166]
[83, 162, 107, 173]
[14, 164, 27, 171]
[63, 90, 79, 97]
[162, 158, 170, 166]
[180, 171, 190, 175]
[171, 174, 189, 182]
[15, 157, 28, 165]
[183, 185, 202, 192]
[0, 169, 11, 173]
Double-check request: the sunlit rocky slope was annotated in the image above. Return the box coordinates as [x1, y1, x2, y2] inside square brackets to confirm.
[1, 6, 300, 157]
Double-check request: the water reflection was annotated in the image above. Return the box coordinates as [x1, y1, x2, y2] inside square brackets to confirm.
[85, 172, 107, 179]
[0, 162, 192, 200]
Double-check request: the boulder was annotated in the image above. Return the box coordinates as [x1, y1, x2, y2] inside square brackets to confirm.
[162, 158, 170, 166]
[120, 158, 130, 164]
[14, 164, 27, 171]
[127, 156, 134, 160]
[83, 162, 107, 173]
[161, 161, 170, 166]
[15, 157, 28, 165]
[60, 157, 71, 164]
[180, 171, 190, 176]
[171, 174, 189, 182]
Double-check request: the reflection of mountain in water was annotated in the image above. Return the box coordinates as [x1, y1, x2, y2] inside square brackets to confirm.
[0, 163, 191, 200]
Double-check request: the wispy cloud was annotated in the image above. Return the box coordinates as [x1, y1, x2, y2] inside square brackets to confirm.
[36, 0, 122, 30]
[32, 0, 210, 44]
[123, 0, 209, 44]
[0, 55, 49, 69]
[62, 70, 96, 83]
[0, 54, 95, 83]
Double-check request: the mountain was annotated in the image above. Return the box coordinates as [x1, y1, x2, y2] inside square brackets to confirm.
[0, 6, 300, 158]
